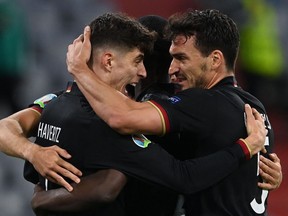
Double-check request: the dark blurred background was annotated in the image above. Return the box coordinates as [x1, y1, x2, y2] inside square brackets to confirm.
[0, 0, 286, 215]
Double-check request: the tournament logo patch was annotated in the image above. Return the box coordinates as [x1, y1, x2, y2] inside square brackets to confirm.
[34, 94, 57, 109]
[132, 134, 151, 148]
[169, 96, 181, 104]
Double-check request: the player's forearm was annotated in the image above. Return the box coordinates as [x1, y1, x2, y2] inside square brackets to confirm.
[32, 187, 84, 213]
[0, 117, 37, 160]
[67, 25, 129, 132]
[32, 170, 127, 213]
[74, 69, 146, 134]
[33, 190, 111, 213]
[0, 108, 41, 161]
[67, 26, 161, 134]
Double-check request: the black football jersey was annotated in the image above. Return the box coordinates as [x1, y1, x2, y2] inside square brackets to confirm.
[149, 76, 274, 215]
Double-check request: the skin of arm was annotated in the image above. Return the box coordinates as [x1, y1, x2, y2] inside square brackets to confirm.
[0, 108, 40, 157]
[31, 169, 127, 215]
[0, 108, 82, 191]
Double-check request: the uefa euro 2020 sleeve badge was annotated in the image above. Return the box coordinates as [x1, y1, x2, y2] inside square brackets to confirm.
[132, 134, 152, 148]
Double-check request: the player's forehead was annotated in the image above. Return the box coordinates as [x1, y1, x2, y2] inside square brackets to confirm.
[170, 35, 197, 56]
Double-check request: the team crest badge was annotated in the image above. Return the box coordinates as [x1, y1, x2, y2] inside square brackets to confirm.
[132, 134, 151, 148]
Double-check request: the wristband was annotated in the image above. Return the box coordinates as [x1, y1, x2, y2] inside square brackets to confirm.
[236, 138, 252, 160]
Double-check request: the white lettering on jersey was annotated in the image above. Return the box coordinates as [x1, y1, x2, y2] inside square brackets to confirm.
[37, 122, 61, 143]
[250, 188, 269, 214]
[248, 112, 270, 214]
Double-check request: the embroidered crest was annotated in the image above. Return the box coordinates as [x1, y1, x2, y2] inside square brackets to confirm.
[34, 94, 57, 109]
[132, 134, 151, 148]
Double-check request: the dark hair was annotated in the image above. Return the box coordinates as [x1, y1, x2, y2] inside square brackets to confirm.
[167, 9, 240, 70]
[89, 13, 156, 60]
[138, 15, 172, 85]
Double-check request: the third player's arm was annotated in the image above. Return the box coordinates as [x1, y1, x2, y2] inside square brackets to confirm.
[31, 169, 127, 214]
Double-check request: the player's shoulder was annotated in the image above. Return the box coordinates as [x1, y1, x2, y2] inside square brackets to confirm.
[171, 88, 218, 105]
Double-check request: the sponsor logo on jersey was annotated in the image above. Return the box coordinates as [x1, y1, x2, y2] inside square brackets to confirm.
[168, 96, 181, 104]
[132, 134, 151, 148]
[34, 94, 57, 109]
[37, 122, 61, 143]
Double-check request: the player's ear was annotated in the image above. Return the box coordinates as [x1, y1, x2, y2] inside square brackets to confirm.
[210, 50, 223, 69]
[102, 52, 113, 72]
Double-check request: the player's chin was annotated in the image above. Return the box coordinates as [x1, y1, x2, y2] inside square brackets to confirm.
[171, 81, 186, 91]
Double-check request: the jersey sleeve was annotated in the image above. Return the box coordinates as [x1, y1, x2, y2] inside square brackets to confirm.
[88, 130, 248, 195]
[148, 89, 211, 135]
[28, 90, 64, 114]
[23, 90, 65, 182]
